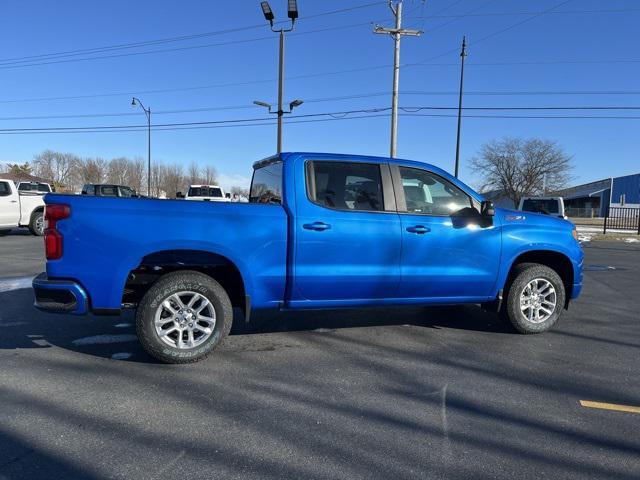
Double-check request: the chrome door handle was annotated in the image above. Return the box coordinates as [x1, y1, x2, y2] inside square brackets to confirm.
[406, 225, 430, 234]
[303, 222, 331, 231]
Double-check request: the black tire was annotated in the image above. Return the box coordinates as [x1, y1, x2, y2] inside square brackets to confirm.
[136, 270, 233, 364]
[0, 229, 11, 236]
[29, 210, 44, 236]
[503, 263, 566, 334]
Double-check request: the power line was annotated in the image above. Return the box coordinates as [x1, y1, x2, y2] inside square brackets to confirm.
[3, 103, 640, 122]
[3, 105, 640, 133]
[0, 1, 386, 67]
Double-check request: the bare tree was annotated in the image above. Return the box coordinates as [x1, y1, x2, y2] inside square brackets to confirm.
[127, 157, 146, 194]
[202, 165, 217, 185]
[32, 150, 79, 191]
[160, 164, 185, 199]
[470, 137, 573, 207]
[75, 157, 107, 187]
[187, 161, 202, 185]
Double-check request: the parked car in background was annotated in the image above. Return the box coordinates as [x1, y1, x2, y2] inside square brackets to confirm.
[33, 152, 583, 364]
[81, 184, 139, 198]
[178, 185, 229, 202]
[17, 181, 53, 194]
[518, 196, 567, 219]
[0, 178, 45, 235]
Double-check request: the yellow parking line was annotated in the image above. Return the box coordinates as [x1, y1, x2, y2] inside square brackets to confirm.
[580, 400, 640, 414]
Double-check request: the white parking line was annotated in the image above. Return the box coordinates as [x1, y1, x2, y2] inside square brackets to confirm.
[72, 334, 137, 346]
[0, 276, 34, 293]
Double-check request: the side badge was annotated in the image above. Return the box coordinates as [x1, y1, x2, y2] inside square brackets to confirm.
[505, 215, 525, 221]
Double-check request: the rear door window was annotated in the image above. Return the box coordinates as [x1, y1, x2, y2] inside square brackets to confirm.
[307, 161, 384, 212]
[250, 161, 283, 204]
[99, 186, 118, 196]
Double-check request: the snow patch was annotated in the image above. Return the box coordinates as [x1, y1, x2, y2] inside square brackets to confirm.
[625, 238, 639, 243]
[72, 334, 137, 346]
[0, 276, 34, 293]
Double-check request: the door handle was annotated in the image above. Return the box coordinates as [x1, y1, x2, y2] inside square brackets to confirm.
[303, 221, 331, 231]
[406, 225, 430, 234]
[10, 200, 18, 203]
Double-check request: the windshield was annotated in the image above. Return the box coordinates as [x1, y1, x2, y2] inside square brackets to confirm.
[522, 199, 560, 215]
[188, 187, 223, 197]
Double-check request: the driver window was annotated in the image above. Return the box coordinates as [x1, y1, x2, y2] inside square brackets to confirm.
[399, 167, 472, 215]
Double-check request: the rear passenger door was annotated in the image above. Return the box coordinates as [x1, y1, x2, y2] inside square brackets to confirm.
[291, 159, 402, 306]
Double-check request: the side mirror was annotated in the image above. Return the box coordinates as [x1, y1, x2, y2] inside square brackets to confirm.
[481, 200, 495, 217]
[176, 192, 184, 199]
[225, 193, 231, 199]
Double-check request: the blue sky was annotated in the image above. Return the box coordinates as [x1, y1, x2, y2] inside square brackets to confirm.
[0, 0, 638, 190]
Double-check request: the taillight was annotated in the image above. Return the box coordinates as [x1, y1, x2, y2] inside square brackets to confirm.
[44, 204, 70, 260]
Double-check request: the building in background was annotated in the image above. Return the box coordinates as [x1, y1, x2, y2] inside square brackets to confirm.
[479, 172, 640, 218]
[553, 173, 640, 217]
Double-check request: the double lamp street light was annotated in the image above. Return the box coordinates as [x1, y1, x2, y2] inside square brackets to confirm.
[254, 0, 303, 154]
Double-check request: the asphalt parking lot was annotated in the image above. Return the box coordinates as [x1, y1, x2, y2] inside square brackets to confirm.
[0, 231, 639, 479]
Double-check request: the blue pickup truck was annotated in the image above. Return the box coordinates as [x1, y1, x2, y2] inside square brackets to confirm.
[33, 152, 583, 363]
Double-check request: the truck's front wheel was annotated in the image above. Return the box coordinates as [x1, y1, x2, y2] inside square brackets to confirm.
[503, 263, 566, 334]
[136, 270, 233, 364]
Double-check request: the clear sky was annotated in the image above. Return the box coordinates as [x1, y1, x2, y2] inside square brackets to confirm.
[0, 0, 638, 190]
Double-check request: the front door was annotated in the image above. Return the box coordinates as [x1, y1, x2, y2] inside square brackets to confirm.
[291, 159, 401, 306]
[0, 181, 20, 228]
[393, 165, 501, 300]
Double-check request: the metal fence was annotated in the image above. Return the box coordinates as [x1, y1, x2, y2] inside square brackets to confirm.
[604, 207, 640, 234]
[565, 207, 601, 218]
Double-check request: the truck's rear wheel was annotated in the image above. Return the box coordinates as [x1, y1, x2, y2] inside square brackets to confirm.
[29, 211, 44, 236]
[136, 270, 233, 364]
[503, 263, 565, 334]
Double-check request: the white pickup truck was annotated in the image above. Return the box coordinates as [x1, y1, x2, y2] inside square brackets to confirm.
[180, 185, 230, 202]
[0, 178, 46, 236]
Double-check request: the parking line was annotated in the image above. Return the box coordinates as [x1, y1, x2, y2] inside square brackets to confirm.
[580, 400, 640, 414]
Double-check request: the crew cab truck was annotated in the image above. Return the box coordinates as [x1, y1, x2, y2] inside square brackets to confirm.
[0, 178, 45, 236]
[33, 153, 583, 363]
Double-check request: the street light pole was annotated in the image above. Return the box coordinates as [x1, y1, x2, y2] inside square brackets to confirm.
[454, 36, 467, 179]
[131, 97, 151, 196]
[374, 1, 422, 158]
[277, 28, 285, 153]
[256, 1, 302, 153]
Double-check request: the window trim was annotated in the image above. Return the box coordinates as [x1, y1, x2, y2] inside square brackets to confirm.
[391, 165, 476, 217]
[304, 159, 396, 214]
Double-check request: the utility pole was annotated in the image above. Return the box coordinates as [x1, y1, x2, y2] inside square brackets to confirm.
[454, 36, 467, 178]
[374, 1, 422, 158]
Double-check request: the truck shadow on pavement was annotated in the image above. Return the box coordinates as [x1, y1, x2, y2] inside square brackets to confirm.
[0, 287, 512, 363]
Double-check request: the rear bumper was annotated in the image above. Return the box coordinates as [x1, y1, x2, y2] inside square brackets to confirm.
[32, 273, 88, 315]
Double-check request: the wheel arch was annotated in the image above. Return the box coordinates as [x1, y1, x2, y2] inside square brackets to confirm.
[504, 250, 574, 308]
[123, 249, 249, 318]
